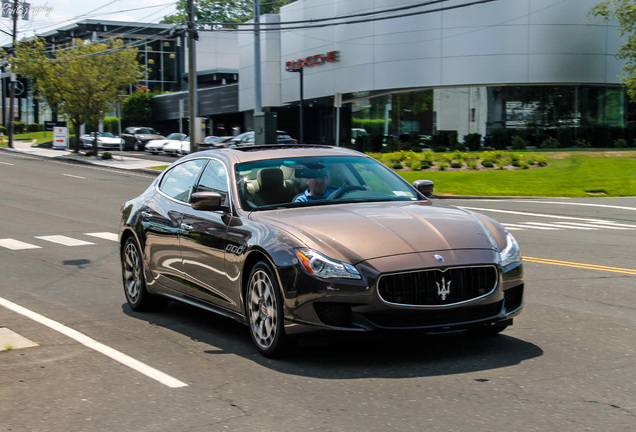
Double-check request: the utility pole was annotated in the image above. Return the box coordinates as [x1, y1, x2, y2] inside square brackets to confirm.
[187, 0, 198, 153]
[254, 0, 262, 114]
[7, 0, 19, 149]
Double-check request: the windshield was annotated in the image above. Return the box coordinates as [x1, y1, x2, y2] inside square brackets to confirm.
[235, 156, 421, 210]
[137, 128, 158, 134]
[166, 133, 185, 140]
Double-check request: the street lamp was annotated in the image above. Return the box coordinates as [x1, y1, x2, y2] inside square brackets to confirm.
[288, 66, 304, 144]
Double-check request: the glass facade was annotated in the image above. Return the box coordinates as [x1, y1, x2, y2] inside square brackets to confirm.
[128, 37, 180, 93]
[345, 85, 631, 149]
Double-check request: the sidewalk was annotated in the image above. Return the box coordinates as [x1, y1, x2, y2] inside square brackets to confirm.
[2, 139, 162, 174]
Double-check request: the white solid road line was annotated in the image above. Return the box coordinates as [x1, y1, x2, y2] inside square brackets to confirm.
[0, 296, 188, 388]
[514, 200, 636, 212]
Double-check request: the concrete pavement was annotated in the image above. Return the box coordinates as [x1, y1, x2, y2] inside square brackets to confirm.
[1, 139, 163, 173]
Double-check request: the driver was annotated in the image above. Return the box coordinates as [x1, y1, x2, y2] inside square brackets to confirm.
[293, 169, 337, 202]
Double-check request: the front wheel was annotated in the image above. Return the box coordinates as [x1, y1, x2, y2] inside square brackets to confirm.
[246, 261, 289, 357]
[121, 237, 170, 311]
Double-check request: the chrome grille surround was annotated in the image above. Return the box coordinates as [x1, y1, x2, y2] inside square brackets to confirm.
[377, 265, 499, 307]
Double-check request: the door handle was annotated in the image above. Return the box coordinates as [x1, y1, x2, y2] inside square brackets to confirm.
[141, 211, 152, 220]
[181, 223, 194, 231]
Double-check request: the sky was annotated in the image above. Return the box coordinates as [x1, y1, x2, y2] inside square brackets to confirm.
[0, 0, 179, 46]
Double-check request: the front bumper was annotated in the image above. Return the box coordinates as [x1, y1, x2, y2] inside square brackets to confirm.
[280, 250, 524, 337]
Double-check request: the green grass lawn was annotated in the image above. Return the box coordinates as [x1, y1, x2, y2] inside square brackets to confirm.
[1, 131, 57, 146]
[397, 151, 636, 197]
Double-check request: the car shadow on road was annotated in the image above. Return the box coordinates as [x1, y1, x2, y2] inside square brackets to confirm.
[123, 301, 543, 380]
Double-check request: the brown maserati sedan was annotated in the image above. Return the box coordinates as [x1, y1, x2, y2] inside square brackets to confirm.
[119, 145, 523, 357]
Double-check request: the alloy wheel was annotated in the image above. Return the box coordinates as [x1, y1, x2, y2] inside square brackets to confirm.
[247, 268, 278, 350]
[123, 241, 142, 304]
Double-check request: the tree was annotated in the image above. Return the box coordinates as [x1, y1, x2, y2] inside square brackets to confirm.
[590, 0, 636, 99]
[12, 38, 144, 154]
[122, 87, 160, 127]
[162, 0, 298, 26]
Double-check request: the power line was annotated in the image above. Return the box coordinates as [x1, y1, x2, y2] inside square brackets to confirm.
[195, 0, 494, 31]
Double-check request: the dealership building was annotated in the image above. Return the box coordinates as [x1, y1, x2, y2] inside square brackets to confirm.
[236, 0, 629, 146]
[6, 0, 630, 146]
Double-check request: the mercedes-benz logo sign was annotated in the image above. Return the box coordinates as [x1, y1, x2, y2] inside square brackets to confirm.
[14, 81, 25, 96]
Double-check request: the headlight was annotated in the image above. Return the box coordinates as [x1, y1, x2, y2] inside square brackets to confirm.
[296, 248, 361, 279]
[500, 232, 521, 267]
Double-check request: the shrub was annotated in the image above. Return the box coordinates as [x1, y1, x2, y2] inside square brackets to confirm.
[574, 139, 591, 148]
[448, 131, 459, 150]
[437, 161, 449, 171]
[430, 134, 446, 151]
[407, 158, 431, 170]
[103, 117, 120, 134]
[0, 125, 7, 134]
[540, 137, 559, 149]
[496, 159, 508, 169]
[463, 133, 482, 151]
[467, 159, 479, 170]
[491, 128, 508, 150]
[534, 155, 549, 166]
[614, 138, 629, 148]
[27, 123, 41, 132]
[511, 135, 528, 149]
[481, 158, 495, 168]
[450, 161, 463, 169]
[557, 127, 573, 148]
[101, 152, 113, 160]
[13, 121, 27, 134]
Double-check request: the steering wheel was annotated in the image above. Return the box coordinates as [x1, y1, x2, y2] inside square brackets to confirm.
[332, 185, 366, 199]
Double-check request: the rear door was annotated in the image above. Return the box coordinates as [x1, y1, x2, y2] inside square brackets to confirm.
[143, 158, 208, 294]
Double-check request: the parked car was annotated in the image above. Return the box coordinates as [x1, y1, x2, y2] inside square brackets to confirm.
[227, 131, 297, 147]
[145, 133, 187, 154]
[161, 136, 190, 156]
[199, 135, 234, 150]
[121, 127, 164, 151]
[119, 145, 524, 357]
[80, 132, 124, 150]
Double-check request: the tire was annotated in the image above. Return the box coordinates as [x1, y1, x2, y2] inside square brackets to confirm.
[245, 261, 289, 357]
[121, 237, 170, 311]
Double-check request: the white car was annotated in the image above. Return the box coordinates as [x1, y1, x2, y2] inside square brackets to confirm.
[162, 136, 190, 156]
[80, 132, 124, 150]
[145, 133, 187, 154]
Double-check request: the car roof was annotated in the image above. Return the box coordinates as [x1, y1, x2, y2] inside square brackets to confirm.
[181, 144, 365, 165]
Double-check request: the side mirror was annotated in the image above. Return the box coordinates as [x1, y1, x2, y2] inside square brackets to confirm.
[413, 179, 434, 197]
[191, 191, 224, 211]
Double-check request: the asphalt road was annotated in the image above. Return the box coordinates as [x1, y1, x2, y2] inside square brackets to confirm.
[0, 151, 634, 432]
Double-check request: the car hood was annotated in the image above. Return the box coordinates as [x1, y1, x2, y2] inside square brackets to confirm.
[253, 201, 499, 264]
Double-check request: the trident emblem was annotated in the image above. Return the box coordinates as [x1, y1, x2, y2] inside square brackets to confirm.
[436, 277, 451, 301]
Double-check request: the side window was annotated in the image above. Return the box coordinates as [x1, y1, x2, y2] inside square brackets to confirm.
[159, 159, 207, 203]
[195, 159, 228, 202]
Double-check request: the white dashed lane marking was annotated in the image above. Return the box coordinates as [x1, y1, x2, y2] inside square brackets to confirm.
[85, 232, 119, 242]
[34, 235, 95, 247]
[0, 238, 43, 250]
[0, 232, 116, 250]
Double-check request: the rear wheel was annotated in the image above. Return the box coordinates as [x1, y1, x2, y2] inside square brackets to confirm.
[246, 261, 289, 357]
[121, 237, 170, 311]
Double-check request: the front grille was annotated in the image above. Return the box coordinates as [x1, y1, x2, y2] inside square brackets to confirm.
[362, 301, 503, 328]
[378, 266, 498, 306]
